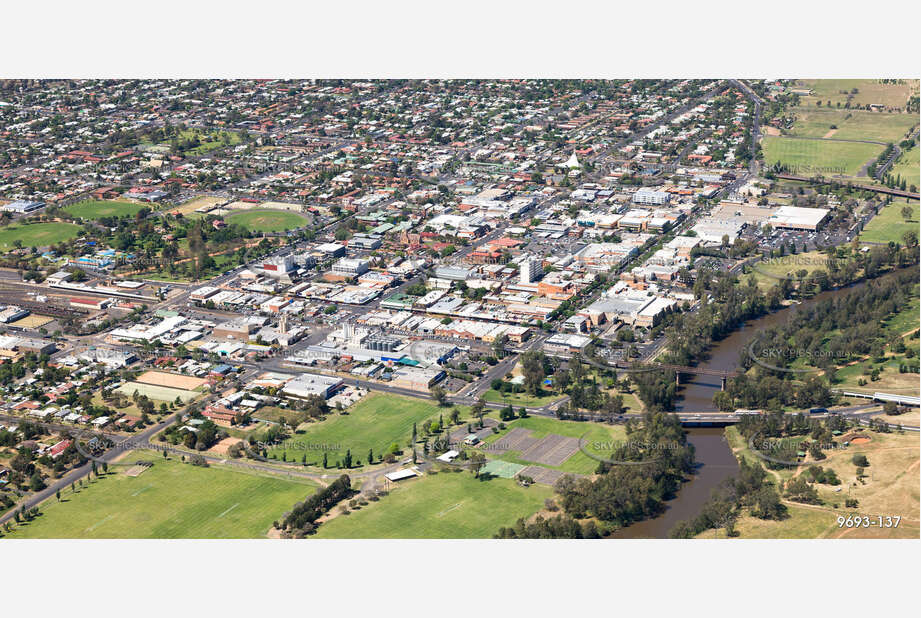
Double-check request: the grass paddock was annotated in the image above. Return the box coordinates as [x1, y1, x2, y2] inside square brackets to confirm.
[0, 222, 82, 249]
[226, 209, 309, 233]
[315, 471, 550, 538]
[64, 200, 145, 220]
[6, 451, 317, 538]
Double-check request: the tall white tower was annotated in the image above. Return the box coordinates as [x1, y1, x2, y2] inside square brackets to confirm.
[520, 258, 541, 284]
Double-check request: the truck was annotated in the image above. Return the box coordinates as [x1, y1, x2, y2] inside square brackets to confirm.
[808, 407, 828, 415]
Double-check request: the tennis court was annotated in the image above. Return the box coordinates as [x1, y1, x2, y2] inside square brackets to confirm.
[480, 460, 526, 479]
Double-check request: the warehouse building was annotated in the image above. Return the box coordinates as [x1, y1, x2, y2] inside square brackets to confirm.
[767, 206, 830, 231]
[332, 258, 369, 277]
[1, 200, 45, 213]
[544, 333, 592, 355]
[282, 373, 343, 399]
[389, 366, 445, 392]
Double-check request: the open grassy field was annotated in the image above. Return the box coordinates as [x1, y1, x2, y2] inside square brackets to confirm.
[786, 108, 917, 143]
[833, 357, 920, 395]
[887, 149, 920, 189]
[873, 409, 920, 426]
[748, 250, 840, 288]
[859, 199, 919, 244]
[762, 136, 883, 177]
[0, 222, 83, 249]
[115, 381, 201, 403]
[481, 415, 627, 474]
[482, 388, 563, 407]
[5, 451, 317, 538]
[226, 209, 309, 233]
[64, 199, 145, 220]
[268, 392, 455, 465]
[793, 79, 917, 110]
[315, 471, 551, 538]
[717, 427, 919, 538]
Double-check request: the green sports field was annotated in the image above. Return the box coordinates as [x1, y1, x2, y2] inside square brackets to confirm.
[226, 209, 309, 233]
[314, 471, 551, 538]
[0, 222, 82, 249]
[860, 199, 919, 244]
[6, 452, 317, 538]
[268, 393, 457, 465]
[64, 199, 145, 220]
[762, 136, 883, 177]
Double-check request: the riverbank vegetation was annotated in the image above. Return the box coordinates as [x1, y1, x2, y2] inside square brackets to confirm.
[716, 266, 919, 411]
[697, 422, 919, 539]
[633, 240, 918, 412]
[496, 411, 694, 537]
[673, 411, 884, 538]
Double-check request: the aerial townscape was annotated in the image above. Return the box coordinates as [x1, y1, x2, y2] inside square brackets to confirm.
[0, 77, 918, 542]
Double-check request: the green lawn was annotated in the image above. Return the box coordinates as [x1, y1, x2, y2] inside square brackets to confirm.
[5, 451, 317, 538]
[887, 149, 920, 190]
[0, 222, 82, 249]
[860, 199, 919, 244]
[64, 199, 145, 220]
[482, 388, 563, 407]
[882, 288, 920, 336]
[226, 209, 309, 233]
[269, 393, 454, 465]
[481, 415, 628, 474]
[748, 250, 841, 288]
[314, 472, 551, 538]
[763, 135, 884, 177]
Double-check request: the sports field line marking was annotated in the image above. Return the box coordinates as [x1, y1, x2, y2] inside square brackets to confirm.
[217, 503, 240, 518]
[85, 514, 115, 532]
[131, 485, 153, 497]
[436, 502, 465, 517]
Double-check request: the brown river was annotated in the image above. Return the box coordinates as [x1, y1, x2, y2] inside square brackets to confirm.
[612, 275, 883, 538]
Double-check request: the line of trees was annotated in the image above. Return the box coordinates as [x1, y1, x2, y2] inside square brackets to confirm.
[495, 514, 601, 539]
[279, 474, 353, 538]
